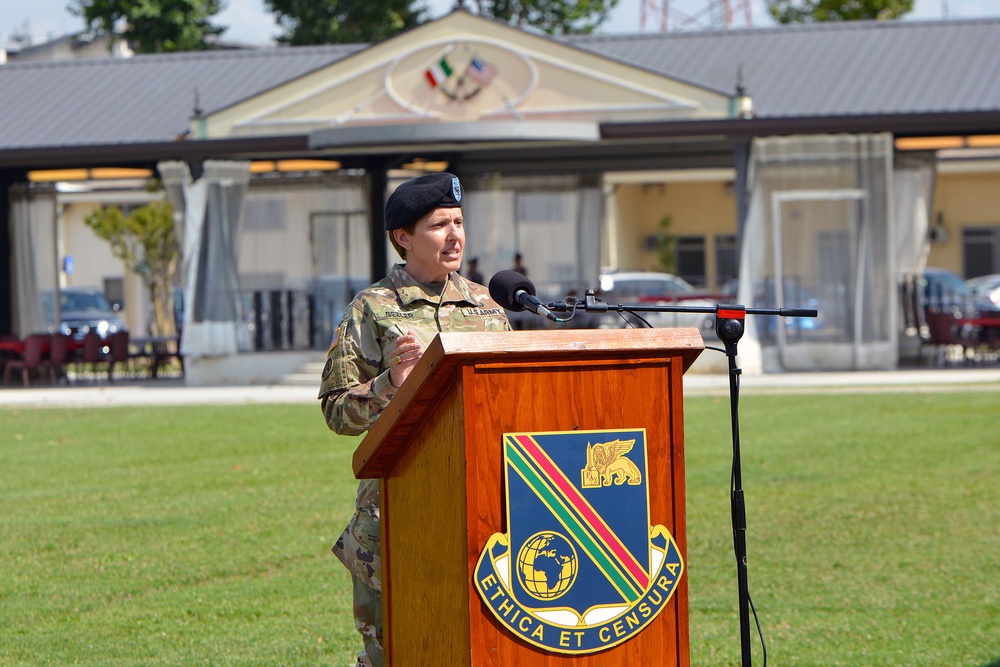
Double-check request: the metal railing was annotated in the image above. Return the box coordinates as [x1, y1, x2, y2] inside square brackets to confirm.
[240, 290, 323, 352]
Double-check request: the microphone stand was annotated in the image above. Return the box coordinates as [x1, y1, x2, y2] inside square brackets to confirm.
[547, 293, 817, 667]
[716, 305, 754, 667]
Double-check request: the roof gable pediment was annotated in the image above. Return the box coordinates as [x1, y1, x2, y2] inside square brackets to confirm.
[202, 11, 732, 138]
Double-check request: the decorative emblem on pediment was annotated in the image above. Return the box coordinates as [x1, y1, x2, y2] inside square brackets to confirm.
[385, 40, 536, 118]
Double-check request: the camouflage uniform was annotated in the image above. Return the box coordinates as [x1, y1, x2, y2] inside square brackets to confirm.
[319, 263, 509, 667]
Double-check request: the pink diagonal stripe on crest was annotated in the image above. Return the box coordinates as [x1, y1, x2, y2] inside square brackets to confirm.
[514, 435, 649, 589]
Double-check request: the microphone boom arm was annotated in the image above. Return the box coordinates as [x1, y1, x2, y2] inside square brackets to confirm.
[546, 290, 818, 321]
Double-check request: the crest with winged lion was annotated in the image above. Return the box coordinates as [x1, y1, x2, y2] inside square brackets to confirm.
[581, 438, 642, 488]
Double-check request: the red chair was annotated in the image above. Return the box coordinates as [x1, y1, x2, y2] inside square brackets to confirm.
[922, 311, 978, 366]
[47, 333, 71, 384]
[107, 331, 132, 381]
[3, 334, 49, 387]
[75, 331, 107, 381]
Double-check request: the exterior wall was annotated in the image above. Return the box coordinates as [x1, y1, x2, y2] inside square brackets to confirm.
[60, 202, 126, 288]
[928, 166, 1000, 277]
[59, 193, 159, 335]
[44, 164, 1000, 349]
[47, 177, 369, 348]
[7, 35, 131, 63]
[609, 178, 736, 290]
[240, 178, 369, 289]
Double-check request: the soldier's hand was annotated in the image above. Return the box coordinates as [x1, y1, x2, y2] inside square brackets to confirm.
[388, 330, 423, 388]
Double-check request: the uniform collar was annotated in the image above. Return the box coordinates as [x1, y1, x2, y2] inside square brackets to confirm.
[388, 263, 481, 307]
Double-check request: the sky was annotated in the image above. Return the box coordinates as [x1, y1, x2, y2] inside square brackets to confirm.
[1, 0, 997, 49]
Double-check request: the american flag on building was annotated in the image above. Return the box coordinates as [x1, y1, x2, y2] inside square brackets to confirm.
[465, 56, 499, 87]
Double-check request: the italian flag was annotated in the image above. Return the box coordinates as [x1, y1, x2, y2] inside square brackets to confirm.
[425, 57, 453, 88]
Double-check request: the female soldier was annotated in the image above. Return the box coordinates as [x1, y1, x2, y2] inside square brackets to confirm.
[318, 172, 510, 667]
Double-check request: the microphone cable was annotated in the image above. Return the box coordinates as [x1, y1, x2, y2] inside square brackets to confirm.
[725, 351, 768, 667]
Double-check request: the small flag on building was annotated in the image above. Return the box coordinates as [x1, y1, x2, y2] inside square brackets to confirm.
[425, 57, 453, 88]
[466, 56, 498, 87]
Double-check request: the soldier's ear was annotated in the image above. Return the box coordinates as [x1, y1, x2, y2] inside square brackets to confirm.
[393, 228, 412, 251]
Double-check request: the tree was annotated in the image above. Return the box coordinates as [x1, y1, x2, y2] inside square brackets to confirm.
[69, 0, 225, 53]
[471, 0, 619, 35]
[655, 214, 677, 274]
[263, 0, 618, 45]
[84, 199, 180, 337]
[264, 0, 425, 45]
[767, 0, 913, 23]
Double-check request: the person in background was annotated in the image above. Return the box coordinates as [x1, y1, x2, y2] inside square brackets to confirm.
[509, 252, 531, 328]
[513, 252, 528, 277]
[465, 256, 484, 284]
[317, 172, 510, 667]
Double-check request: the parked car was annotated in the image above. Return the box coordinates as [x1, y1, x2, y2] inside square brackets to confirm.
[921, 268, 999, 318]
[966, 273, 1000, 310]
[594, 271, 717, 331]
[41, 287, 127, 340]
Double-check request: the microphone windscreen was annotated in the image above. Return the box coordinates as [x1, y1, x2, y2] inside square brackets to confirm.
[489, 270, 535, 312]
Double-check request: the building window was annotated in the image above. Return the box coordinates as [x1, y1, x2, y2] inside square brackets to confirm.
[517, 192, 565, 222]
[963, 227, 1000, 278]
[675, 235, 706, 287]
[244, 198, 288, 232]
[714, 234, 738, 288]
[103, 277, 125, 311]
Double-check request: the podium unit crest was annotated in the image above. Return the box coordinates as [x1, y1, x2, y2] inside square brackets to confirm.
[474, 429, 684, 655]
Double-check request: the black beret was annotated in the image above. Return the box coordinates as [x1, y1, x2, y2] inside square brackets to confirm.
[385, 172, 463, 231]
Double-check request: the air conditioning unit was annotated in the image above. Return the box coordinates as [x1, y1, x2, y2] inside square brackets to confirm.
[928, 225, 949, 244]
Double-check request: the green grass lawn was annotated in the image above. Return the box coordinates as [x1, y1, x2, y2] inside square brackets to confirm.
[1, 392, 997, 666]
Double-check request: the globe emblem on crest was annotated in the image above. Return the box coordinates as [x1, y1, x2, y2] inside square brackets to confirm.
[515, 531, 578, 600]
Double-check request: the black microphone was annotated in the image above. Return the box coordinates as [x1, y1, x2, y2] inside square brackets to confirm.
[488, 270, 558, 322]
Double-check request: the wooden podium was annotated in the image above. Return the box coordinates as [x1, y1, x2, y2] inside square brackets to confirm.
[353, 328, 704, 666]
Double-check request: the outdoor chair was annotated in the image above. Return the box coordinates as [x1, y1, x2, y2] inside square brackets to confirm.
[3, 334, 49, 387]
[150, 336, 184, 378]
[75, 331, 107, 381]
[106, 331, 133, 381]
[47, 332, 71, 383]
[922, 311, 978, 366]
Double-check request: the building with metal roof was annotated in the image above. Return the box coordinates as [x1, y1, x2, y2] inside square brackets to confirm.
[3, 16, 998, 159]
[569, 18, 1000, 118]
[2, 11, 998, 379]
[0, 44, 362, 162]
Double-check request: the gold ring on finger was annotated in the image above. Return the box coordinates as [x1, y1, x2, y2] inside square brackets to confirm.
[395, 356, 401, 364]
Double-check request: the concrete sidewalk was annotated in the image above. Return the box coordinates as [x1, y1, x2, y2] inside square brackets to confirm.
[0, 379, 318, 408]
[684, 366, 1000, 395]
[1, 367, 998, 408]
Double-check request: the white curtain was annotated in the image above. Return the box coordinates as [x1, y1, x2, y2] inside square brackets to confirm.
[9, 184, 56, 337]
[463, 173, 602, 302]
[892, 153, 936, 335]
[158, 160, 250, 358]
[159, 161, 189, 254]
[893, 152, 936, 274]
[738, 134, 896, 371]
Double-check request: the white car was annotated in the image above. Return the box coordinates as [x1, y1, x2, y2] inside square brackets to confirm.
[594, 272, 717, 331]
[966, 273, 1000, 310]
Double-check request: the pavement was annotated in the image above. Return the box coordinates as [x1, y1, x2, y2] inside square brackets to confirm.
[1, 367, 998, 408]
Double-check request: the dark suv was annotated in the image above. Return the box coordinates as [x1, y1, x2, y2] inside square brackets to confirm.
[42, 287, 128, 339]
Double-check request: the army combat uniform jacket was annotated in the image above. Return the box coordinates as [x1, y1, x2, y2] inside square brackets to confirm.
[318, 264, 509, 666]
